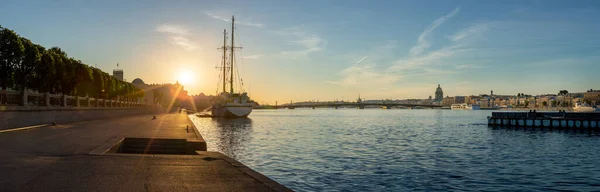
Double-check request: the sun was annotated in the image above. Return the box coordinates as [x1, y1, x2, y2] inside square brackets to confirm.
[178, 70, 194, 85]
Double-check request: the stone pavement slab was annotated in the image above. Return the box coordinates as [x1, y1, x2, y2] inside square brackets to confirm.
[0, 112, 291, 192]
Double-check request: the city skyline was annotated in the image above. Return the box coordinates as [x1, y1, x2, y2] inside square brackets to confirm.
[2, 0, 600, 103]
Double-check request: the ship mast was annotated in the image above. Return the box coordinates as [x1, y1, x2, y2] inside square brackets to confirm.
[222, 29, 227, 93]
[229, 16, 235, 94]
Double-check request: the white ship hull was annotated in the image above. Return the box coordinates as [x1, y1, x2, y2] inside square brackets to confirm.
[451, 103, 480, 110]
[573, 106, 595, 112]
[211, 104, 253, 117]
[573, 103, 597, 112]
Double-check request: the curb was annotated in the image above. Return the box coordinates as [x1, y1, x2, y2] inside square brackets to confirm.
[0, 124, 50, 133]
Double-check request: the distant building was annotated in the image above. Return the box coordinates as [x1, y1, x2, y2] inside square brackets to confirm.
[113, 69, 124, 81]
[454, 96, 465, 104]
[442, 96, 455, 107]
[435, 84, 443, 101]
[132, 78, 153, 105]
[584, 89, 600, 105]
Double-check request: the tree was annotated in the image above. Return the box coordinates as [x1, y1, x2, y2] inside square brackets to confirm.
[558, 90, 569, 95]
[91, 68, 104, 97]
[75, 62, 93, 97]
[14, 38, 40, 91]
[36, 51, 57, 93]
[61, 58, 80, 95]
[48, 47, 68, 94]
[0, 26, 146, 102]
[551, 100, 557, 107]
[0, 27, 24, 90]
[542, 101, 547, 107]
[524, 100, 530, 107]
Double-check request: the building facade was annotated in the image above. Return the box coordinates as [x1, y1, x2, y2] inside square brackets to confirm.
[113, 69, 124, 81]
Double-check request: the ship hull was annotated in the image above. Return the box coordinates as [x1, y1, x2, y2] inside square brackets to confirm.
[211, 105, 253, 118]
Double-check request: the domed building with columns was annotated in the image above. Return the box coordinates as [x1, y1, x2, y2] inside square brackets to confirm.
[435, 84, 443, 102]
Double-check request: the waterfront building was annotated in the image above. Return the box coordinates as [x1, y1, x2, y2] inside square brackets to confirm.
[454, 96, 466, 104]
[583, 89, 600, 105]
[113, 69, 124, 81]
[435, 84, 443, 101]
[442, 96, 455, 107]
[131, 78, 189, 107]
[132, 78, 153, 105]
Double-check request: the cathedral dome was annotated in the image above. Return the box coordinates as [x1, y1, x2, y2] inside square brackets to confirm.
[132, 78, 145, 85]
[435, 84, 443, 101]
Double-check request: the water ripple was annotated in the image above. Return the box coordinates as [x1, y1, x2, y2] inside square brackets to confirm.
[190, 109, 600, 191]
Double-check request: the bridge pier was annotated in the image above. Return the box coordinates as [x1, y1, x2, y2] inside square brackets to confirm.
[358, 105, 364, 109]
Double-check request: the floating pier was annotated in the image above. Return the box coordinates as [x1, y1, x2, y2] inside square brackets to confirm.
[488, 111, 600, 129]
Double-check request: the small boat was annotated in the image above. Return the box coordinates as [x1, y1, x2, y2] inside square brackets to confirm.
[211, 16, 253, 118]
[451, 103, 467, 110]
[451, 103, 480, 110]
[573, 102, 596, 112]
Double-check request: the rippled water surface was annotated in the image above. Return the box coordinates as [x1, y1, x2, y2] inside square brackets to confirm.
[189, 109, 600, 191]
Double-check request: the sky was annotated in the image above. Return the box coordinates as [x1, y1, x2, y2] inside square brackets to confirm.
[2, 0, 600, 104]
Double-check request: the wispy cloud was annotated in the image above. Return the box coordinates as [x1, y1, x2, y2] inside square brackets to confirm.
[243, 54, 263, 59]
[326, 60, 400, 87]
[156, 24, 189, 35]
[171, 36, 197, 51]
[454, 64, 488, 69]
[355, 56, 368, 64]
[448, 22, 488, 42]
[156, 24, 197, 51]
[390, 44, 464, 71]
[204, 11, 265, 28]
[277, 26, 326, 57]
[330, 8, 490, 89]
[409, 7, 460, 56]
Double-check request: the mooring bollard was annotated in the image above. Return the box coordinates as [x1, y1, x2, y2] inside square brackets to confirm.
[186, 125, 189, 132]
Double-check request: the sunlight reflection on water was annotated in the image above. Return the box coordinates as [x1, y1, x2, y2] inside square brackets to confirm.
[190, 109, 600, 191]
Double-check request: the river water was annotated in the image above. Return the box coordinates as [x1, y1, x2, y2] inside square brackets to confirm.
[188, 109, 600, 191]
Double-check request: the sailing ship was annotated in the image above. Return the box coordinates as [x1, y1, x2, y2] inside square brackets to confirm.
[211, 16, 253, 118]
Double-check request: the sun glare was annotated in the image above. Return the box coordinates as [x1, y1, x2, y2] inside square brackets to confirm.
[178, 70, 194, 85]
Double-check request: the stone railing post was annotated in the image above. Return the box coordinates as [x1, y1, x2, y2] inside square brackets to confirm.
[103, 99, 108, 107]
[61, 95, 67, 107]
[44, 93, 51, 107]
[21, 90, 28, 106]
[86, 96, 91, 107]
[75, 96, 80, 107]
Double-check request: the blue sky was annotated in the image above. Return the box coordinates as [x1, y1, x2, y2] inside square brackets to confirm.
[2, 0, 600, 103]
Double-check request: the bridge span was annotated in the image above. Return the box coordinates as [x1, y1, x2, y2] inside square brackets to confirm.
[274, 102, 442, 109]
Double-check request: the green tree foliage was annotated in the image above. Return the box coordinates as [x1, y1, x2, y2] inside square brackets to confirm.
[14, 38, 39, 91]
[74, 61, 93, 97]
[0, 27, 24, 90]
[91, 68, 104, 97]
[37, 50, 57, 93]
[558, 90, 569, 95]
[0, 26, 144, 101]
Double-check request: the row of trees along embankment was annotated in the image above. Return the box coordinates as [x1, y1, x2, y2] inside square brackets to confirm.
[0, 25, 144, 105]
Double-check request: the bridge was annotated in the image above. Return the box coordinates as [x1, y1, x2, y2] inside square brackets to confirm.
[273, 101, 442, 109]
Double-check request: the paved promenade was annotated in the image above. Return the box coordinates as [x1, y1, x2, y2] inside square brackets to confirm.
[0, 112, 291, 192]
